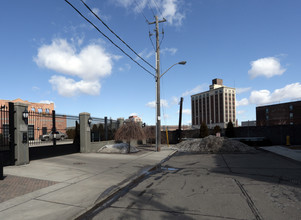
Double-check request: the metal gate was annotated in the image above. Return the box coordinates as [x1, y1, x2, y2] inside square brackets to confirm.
[0, 103, 15, 166]
[28, 110, 80, 160]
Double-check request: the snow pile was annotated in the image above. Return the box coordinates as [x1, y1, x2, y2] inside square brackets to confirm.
[98, 143, 139, 154]
[174, 135, 257, 153]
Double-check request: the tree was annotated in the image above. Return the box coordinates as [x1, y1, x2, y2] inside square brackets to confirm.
[200, 122, 209, 138]
[143, 126, 156, 145]
[114, 121, 146, 153]
[225, 121, 235, 138]
[213, 125, 221, 135]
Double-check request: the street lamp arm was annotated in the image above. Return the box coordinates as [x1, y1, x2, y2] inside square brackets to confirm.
[159, 61, 186, 79]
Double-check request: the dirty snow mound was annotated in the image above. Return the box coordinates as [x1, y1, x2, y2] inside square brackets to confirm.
[98, 143, 139, 154]
[174, 135, 256, 153]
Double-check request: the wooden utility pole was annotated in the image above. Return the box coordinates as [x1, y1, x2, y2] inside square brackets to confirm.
[178, 97, 183, 142]
[149, 16, 166, 152]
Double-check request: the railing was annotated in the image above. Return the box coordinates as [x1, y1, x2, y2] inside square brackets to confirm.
[28, 111, 79, 147]
[0, 105, 9, 150]
[90, 117, 119, 142]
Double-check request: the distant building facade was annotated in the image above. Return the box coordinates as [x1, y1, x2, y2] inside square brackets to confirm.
[191, 79, 236, 129]
[0, 98, 66, 140]
[241, 120, 256, 127]
[256, 100, 301, 126]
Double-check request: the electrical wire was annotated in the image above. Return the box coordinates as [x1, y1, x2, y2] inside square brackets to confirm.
[134, 0, 149, 23]
[151, 0, 165, 20]
[64, 0, 155, 78]
[80, 0, 156, 71]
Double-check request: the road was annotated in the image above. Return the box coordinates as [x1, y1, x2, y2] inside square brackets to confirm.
[89, 151, 301, 220]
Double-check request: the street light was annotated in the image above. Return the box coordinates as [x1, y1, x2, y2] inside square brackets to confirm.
[156, 61, 187, 152]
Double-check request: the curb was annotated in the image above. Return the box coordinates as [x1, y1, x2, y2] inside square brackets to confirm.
[74, 150, 178, 220]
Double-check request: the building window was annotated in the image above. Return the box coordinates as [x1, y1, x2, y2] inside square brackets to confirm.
[289, 105, 293, 111]
[266, 108, 269, 113]
[266, 115, 269, 120]
[290, 113, 293, 119]
[42, 127, 47, 135]
[28, 125, 34, 140]
[2, 124, 9, 138]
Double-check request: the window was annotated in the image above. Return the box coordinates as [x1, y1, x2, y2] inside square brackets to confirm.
[289, 105, 293, 111]
[45, 108, 50, 114]
[2, 124, 9, 138]
[266, 108, 269, 113]
[28, 125, 34, 140]
[42, 127, 47, 135]
[290, 113, 293, 119]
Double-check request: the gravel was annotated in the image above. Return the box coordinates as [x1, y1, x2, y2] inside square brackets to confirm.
[173, 135, 257, 153]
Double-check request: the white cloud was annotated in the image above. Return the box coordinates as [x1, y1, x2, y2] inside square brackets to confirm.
[130, 113, 138, 116]
[182, 109, 191, 115]
[236, 87, 251, 94]
[182, 84, 207, 97]
[161, 0, 185, 26]
[49, 76, 101, 97]
[39, 100, 54, 104]
[112, 0, 185, 26]
[237, 110, 245, 115]
[171, 96, 179, 105]
[34, 38, 114, 97]
[236, 98, 249, 107]
[249, 82, 301, 105]
[146, 99, 168, 108]
[32, 86, 40, 91]
[161, 47, 177, 55]
[248, 57, 286, 79]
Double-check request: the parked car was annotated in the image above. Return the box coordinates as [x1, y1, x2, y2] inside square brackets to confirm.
[40, 131, 68, 141]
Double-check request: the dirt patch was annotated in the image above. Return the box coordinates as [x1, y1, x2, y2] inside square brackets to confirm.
[173, 135, 257, 153]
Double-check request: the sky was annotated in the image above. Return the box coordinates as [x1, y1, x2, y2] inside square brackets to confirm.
[1, 0, 301, 126]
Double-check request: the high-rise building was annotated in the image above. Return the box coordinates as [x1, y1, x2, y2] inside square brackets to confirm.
[191, 79, 236, 128]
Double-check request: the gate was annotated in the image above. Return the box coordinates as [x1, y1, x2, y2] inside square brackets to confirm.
[28, 110, 80, 160]
[0, 103, 15, 166]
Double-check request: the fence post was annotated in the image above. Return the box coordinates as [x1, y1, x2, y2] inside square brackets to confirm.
[79, 112, 91, 153]
[52, 110, 56, 147]
[14, 102, 29, 165]
[105, 116, 108, 141]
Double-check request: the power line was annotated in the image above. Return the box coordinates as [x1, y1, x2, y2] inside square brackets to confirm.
[80, 0, 156, 71]
[133, 0, 150, 23]
[64, 0, 155, 78]
[151, 0, 165, 20]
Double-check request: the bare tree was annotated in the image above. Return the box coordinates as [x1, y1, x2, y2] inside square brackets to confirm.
[143, 126, 156, 146]
[114, 121, 146, 153]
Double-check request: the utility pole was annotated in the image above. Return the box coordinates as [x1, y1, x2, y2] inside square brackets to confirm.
[178, 97, 183, 142]
[149, 16, 166, 152]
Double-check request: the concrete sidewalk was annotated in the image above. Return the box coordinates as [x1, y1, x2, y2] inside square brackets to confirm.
[260, 146, 301, 162]
[0, 148, 176, 220]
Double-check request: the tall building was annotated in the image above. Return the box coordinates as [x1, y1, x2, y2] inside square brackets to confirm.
[256, 100, 301, 126]
[191, 79, 236, 128]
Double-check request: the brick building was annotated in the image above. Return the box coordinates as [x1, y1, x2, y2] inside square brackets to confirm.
[191, 79, 236, 128]
[0, 98, 66, 140]
[256, 100, 301, 126]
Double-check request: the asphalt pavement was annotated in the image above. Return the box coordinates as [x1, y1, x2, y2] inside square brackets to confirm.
[1, 145, 301, 220]
[94, 151, 301, 220]
[0, 147, 176, 220]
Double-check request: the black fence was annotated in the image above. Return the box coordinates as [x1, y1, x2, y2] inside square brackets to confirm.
[0, 103, 15, 166]
[28, 110, 79, 147]
[90, 117, 119, 142]
[0, 105, 9, 151]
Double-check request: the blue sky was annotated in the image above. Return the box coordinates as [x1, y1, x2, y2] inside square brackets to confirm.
[1, 0, 301, 126]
